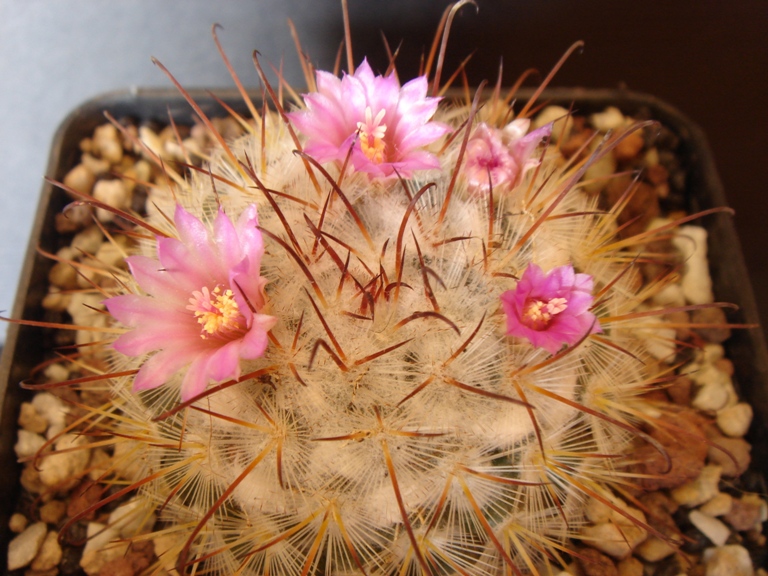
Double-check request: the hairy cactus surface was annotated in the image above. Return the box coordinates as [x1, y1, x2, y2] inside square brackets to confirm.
[101, 89, 675, 576]
[24, 7, 737, 576]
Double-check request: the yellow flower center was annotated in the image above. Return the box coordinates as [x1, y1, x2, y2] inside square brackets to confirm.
[357, 107, 387, 164]
[187, 286, 242, 338]
[522, 297, 568, 330]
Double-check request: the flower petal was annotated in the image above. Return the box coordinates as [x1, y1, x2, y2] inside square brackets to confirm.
[134, 349, 194, 392]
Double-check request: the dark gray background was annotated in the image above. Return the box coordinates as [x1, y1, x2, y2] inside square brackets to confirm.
[1, 0, 766, 344]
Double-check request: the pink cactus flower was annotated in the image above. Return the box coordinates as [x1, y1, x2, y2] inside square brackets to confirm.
[465, 119, 551, 193]
[288, 58, 450, 178]
[105, 204, 277, 401]
[500, 263, 600, 354]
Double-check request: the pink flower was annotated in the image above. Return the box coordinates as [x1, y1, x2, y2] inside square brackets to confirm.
[288, 58, 450, 178]
[464, 119, 551, 193]
[105, 204, 277, 401]
[500, 263, 600, 354]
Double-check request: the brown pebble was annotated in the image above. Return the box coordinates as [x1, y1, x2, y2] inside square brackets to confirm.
[9, 513, 28, 533]
[66, 480, 104, 521]
[80, 387, 113, 408]
[617, 555, 643, 576]
[667, 375, 693, 405]
[714, 357, 735, 377]
[745, 528, 767, 546]
[707, 434, 751, 477]
[690, 307, 732, 343]
[641, 388, 668, 403]
[613, 130, 645, 162]
[47, 261, 79, 290]
[39, 500, 67, 525]
[561, 127, 595, 159]
[577, 546, 618, 576]
[127, 539, 155, 572]
[630, 411, 708, 491]
[667, 310, 692, 341]
[97, 557, 134, 576]
[24, 568, 59, 576]
[602, 175, 660, 239]
[640, 491, 679, 518]
[654, 182, 670, 199]
[55, 203, 94, 234]
[41, 289, 71, 312]
[635, 492, 682, 560]
[723, 497, 763, 531]
[640, 239, 679, 283]
[646, 163, 669, 186]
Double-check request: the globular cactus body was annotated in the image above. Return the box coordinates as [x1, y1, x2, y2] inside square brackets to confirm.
[107, 88, 661, 575]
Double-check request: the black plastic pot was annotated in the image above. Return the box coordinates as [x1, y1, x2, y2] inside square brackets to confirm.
[1, 88, 766, 572]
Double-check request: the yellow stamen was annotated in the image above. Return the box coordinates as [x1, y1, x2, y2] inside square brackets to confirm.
[357, 106, 387, 163]
[187, 286, 242, 338]
[523, 297, 568, 330]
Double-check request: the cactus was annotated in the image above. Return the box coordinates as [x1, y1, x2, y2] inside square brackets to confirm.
[29, 5, 735, 576]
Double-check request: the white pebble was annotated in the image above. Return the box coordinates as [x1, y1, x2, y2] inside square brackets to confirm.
[635, 315, 677, 362]
[31, 393, 68, 432]
[703, 544, 755, 576]
[31, 530, 63, 571]
[92, 123, 123, 164]
[71, 225, 104, 255]
[95, 238, 127, 269]
[691, 364, 737, 412]
[703, 343, 725, 363]
[699, 493, 733, 517]
[582, 151, 617, 195]
[43, 363, 69, 383]
[7, 522, 47, 571]
[694, 382, 732, 412]
[63, 163, 95, 195]
[635, 535, 678, 562]
[66, 292, 106, 327]
[502, 118, 530, 141]
[112, 441, 147, 482]
[672, 465, 722, 507]
[672, 225, 714, 304]
[644, 147, 660, 166]
[80, 523, 129, 576]
[180, 136, 204, 158]
[690, 510, 731, 547]
[580, 521, 647, 560]
[17, 402, 48, 433]
[153, 532, 182, 574]
[75, 312, 109, 352]
[93, 179, 130, 222]
[652, 283, 686, 308]
[8, 513, 28, 533]
[81, 152, 110, 176]
[590, 106, 625, 132]
[109, 497, 157, 537]
[47, 260, 78, 290]
[139, 125, 165, 160]
[38, 433, 91, 487]
[42, 288, 71, 312]
[533, 105, 569, 141]
[717, 402, 753, 437]
[14, 429, 46, 459]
